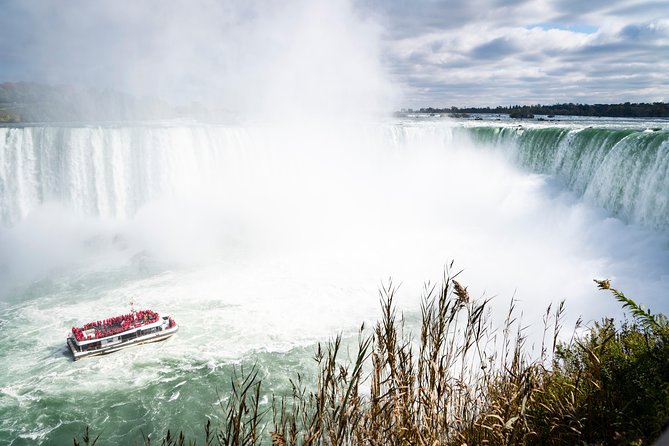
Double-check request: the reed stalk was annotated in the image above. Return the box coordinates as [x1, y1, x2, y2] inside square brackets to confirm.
[77, 273, 669, 445]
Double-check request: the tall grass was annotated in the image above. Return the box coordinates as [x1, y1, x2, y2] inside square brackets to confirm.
[75, 271, 669, 445]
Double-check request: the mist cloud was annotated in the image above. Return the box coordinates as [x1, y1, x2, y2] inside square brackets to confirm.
[0, 0, 398, 120]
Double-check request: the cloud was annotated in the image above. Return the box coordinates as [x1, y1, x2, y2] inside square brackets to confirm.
[470, 37, 519, 60]
[356, 0, 484, 37]
[377, 0, 668, 107]
[618, 20, 669, 41]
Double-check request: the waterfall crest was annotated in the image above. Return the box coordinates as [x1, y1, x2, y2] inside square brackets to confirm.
[1, 122, 667, 232]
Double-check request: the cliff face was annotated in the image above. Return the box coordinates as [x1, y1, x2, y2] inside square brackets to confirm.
[0, 110, 20, 122]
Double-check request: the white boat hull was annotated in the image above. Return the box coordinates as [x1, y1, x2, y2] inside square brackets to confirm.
[68, 324, 179, 360]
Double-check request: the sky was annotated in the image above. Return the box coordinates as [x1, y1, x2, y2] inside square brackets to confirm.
[366, 0, 669, 108]
[0, 0, 667, 110]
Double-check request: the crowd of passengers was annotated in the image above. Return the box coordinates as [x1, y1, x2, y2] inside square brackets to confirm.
[71, 310, 159, 341]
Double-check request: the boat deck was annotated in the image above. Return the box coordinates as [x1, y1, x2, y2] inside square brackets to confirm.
[67, 311, 178, 360]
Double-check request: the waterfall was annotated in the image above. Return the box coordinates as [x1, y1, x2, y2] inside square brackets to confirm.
[0, 125, 272, 225]
[460, 125, 669, 231]
[1, 122, 667, 232]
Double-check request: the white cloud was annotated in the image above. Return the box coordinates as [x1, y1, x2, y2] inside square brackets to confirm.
[376, 1, 668, 107]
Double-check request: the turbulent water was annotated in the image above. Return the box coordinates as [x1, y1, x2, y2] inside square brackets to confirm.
[0, 116, 668, 444]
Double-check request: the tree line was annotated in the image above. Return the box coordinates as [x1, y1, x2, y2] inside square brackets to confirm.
[413, 102, 669, 118]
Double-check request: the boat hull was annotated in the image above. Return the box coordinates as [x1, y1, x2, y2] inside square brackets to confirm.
[68, 324, 179, 361]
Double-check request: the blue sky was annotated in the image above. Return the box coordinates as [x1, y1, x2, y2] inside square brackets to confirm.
[0, 0, 667, 110]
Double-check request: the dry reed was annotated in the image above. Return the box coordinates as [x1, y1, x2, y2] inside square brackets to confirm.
[75, 270, 669, 445]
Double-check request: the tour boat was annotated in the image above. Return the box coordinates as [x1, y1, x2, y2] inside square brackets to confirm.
[67, 309, 178, 360]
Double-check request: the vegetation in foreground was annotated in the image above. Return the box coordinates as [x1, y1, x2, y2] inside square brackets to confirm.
[75, 271, 669, 445]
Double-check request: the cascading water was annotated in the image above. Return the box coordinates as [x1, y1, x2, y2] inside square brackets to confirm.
[460, 125, 669, 231]
[3, 123, 668, 232]
[0, 125, 271, 224]
[0, 117, 668, 444]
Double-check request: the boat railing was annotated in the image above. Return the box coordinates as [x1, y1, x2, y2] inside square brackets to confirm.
[71, 309, 160, 342]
